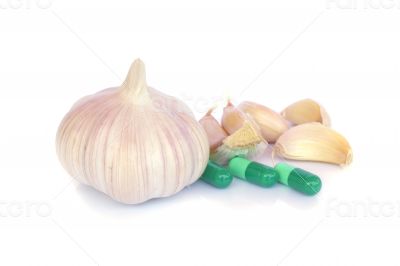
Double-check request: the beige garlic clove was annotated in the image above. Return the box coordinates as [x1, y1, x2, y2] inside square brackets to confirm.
[237, 101, 290, 143]
[56, 59, 209, 204]
[221, 100, 246, 135]
[281, 99, 331, 126]
[273, 123, 352, 165]
[199, 108, 228, 151]
[210, 120, 267, 165]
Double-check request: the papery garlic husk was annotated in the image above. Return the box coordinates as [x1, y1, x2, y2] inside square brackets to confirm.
[273, 123, 352, 165]
[56, 59, 209, 204]
[237, 101, 290, 143]
[199, 108, 228, 151]
[281, 99, 331, 126]
[211, 120, 267, 165]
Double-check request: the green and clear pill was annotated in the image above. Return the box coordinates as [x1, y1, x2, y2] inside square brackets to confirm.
[228, 157, 278, 187]
[274, 163, 322, 196]
[200, 161, 233, 188]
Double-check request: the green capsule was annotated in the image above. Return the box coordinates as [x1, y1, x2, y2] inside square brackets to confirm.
[274, 163, 322, 196]
[200, 161, 233, 188]
[228, 157, 278, 187]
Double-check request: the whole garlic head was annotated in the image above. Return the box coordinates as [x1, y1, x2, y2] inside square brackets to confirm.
[56, 59, 209, 204]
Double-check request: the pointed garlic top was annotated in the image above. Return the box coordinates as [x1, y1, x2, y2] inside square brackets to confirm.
[120, 59, 150, 102]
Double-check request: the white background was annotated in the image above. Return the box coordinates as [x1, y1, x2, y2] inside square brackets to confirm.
[1, 0, 399, 265]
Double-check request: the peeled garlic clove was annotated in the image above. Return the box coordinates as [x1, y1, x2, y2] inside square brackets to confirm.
[210, 120, 267, 165]
[56, 59, 209, 204]
[199, 108, 228, 151]
[237, 101, 290, 143]
[221, 100, 245, 135]
[273, 123, 352, 165]
[281, 99, 330, 126]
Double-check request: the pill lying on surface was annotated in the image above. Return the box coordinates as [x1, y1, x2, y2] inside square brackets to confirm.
[228, 157, 278, 188]
[200, 161, 233, 189]
[274, 163, 322, 196]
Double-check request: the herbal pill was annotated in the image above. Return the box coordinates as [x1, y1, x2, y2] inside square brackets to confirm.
[200, 161, 233, 188]
[228, 157, 278, 187]
[274, 162, 322, 196]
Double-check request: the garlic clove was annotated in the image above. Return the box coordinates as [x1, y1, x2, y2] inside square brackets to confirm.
[237, 101, 290, 143]
[281, 99, 331, 126]
[56, 59, 209, 204]
[221, 100, 246, 135]
[211, 120, 267, 165]
[199, 108, 228, 151]
[223, 120, 264, 149]
[273, 123, 352, 165]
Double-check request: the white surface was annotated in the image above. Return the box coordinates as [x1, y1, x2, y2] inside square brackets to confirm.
[1, 1, 399, 265]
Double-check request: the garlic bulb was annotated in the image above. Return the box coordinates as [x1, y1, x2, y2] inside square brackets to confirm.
[199, 108, 228, 151]
[281, 99, 330, 126]
[56, 59, 209, 204]
[273, 123, 352, 165]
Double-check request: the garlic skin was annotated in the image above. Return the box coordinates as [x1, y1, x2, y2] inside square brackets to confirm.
[273, 123, 352, 165]
[199, 108, 228, 151]
[237, 101, 290, 143]
[281, 99, 330, 126]
[56, 59, 209, 204]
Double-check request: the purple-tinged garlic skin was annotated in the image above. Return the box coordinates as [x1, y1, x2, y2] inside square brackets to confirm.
[56, 59, 209, 204]
[199, 108, 228, 151]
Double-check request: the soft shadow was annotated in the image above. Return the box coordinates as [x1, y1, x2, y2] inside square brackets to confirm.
[76, 176, 323, 214]
[75, 157, 345, 213]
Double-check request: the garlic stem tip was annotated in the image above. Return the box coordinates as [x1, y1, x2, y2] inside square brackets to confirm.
[205, 106, 216, 116]
[121, 58, 148, 99]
